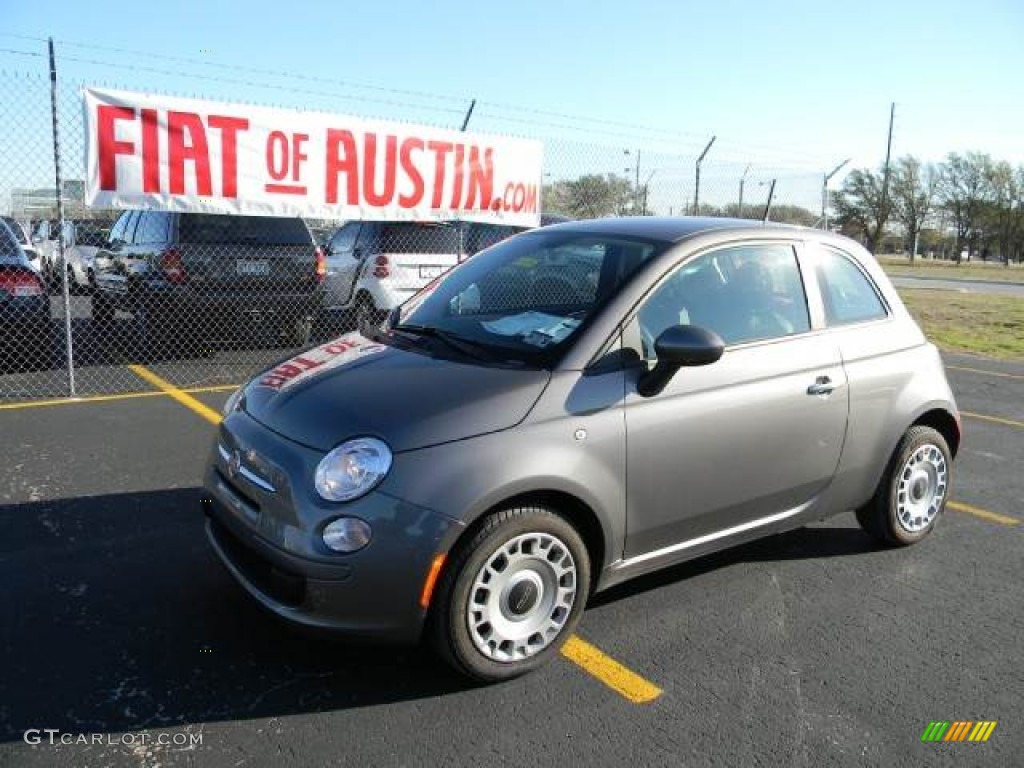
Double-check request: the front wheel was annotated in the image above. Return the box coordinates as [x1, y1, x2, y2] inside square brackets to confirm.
[429, 506, 590, 682]
[856, 426, 952, 546]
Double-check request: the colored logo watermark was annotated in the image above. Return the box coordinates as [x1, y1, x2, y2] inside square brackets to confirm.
[921, 721, 997, 743]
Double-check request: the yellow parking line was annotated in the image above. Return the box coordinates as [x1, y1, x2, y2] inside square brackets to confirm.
[0, 383, 239, 411]
[947, 365, 1024, 381]
[962, 410, 1024, 430]
[561, 634, 663, 704]
[948, 501, 1020, 527]
[127, 365, 223, 425]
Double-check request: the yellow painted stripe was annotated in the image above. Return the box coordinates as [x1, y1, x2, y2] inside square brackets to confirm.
[949, 501, 1020, 527]
[962, 410, 1024, 430]
[561, 635, 662, 704]
[981, 721, 997, 742]
[0, 383, 239, 411]
[947, 365, 1024, 381]
[128, 365, 223, 425]
[968, 722, 986, 742]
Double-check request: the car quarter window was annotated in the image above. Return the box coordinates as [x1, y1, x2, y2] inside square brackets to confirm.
[329, 223, 359, 254]
[636, 243, 810, 358]
[810, 246, 888, 326]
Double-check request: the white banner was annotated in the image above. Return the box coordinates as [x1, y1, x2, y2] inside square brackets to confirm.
[83, 88, 543, 226]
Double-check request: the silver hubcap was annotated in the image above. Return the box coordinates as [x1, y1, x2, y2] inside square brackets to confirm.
[895, 443, 948, 533]
[467, 532, 577, 663]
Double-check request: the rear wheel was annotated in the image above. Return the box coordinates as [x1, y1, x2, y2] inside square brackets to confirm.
[429, 506, 590, 682]
[856, 426, 952, 546]
[354, 294, 380, 331]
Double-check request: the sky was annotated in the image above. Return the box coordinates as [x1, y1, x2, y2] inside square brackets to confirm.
[2, 0, 1023, 213]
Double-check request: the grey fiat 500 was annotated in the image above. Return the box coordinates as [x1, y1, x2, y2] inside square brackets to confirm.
[205, 217, 960, 681]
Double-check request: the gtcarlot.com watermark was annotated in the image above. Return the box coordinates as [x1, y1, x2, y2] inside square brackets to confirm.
[24, 729, 203, 747]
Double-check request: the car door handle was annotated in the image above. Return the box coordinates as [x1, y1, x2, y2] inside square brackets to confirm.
[807, 376, 838, 396]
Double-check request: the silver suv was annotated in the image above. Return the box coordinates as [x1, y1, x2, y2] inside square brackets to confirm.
[205, 217, 960, 681]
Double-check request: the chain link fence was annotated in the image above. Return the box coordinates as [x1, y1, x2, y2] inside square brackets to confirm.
[0, 58, 825, 402]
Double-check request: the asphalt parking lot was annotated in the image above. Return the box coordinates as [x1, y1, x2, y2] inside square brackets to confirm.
[1, 352, 1021, 767]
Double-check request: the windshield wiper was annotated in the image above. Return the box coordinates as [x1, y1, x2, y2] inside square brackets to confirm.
[391, 323, 504, 363]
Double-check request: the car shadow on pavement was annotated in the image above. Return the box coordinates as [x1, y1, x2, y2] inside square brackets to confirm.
[589, 521, 878, 608]
[0, 487, 470, 742]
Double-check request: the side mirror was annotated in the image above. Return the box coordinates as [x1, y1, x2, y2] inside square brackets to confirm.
[637, 325, 724, 397]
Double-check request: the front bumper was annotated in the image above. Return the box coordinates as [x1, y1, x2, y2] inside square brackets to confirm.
[203, 409, 463, 644]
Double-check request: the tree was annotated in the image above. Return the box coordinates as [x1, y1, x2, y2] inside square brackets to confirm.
[831, 168, 891, 253]
[980, 162, 1024, 265]
[937, 152, 993, 262]
[890, 156, 937, 263]
[541, 174, 633, 219]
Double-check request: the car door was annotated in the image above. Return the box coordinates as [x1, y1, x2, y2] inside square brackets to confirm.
[95, 210, 139, 295]
[322, 222, 361, 308]
[622, 241, 848, 559]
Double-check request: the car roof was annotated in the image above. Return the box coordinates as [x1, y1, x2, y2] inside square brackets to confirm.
[536, 215, 806, 243]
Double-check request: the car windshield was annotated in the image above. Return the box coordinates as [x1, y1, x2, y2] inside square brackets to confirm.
[179, 215, 311, 245]
[393, 230, 666, 366]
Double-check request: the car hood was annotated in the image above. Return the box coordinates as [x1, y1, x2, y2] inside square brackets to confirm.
[241, 332, 550, 452]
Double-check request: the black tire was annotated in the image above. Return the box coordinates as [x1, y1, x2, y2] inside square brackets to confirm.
[429, 505, 590, 682]
[354, 294, 383, 331]
[856, 426, 952, 547]
[282, 315, 313, 348]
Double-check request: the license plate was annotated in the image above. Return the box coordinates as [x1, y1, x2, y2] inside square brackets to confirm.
[419, 265, 444, 279]
[14, 285, 40, 297]
[236, 260, 270, 276]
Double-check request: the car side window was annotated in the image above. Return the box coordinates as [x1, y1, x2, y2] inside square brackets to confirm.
[329, 223, 359, 255]
[134, 211, 170, 245]
[811, 247, 888, 326]
[636, 244, 810, 359]
[354, 223, 377, 259]
[108, 213, 130, 244]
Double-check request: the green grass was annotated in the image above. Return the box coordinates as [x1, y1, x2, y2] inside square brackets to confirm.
[879, 255, 1024, 284]
[898, 288, 1024, 360]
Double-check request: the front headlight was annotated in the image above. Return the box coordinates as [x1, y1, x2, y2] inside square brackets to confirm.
[222, 385, 245, 416]
[314, 437, 392, 502]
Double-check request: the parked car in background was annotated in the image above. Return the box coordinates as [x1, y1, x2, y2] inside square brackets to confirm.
[205, 216, 960, 681]
[321, 221, 462, 328]
[0, 219, 51, 361]
[63, 220, 113, 293]
[2, 216, 42, 274]
[321, 215, 574, 329]
[92, 211, 324, 354]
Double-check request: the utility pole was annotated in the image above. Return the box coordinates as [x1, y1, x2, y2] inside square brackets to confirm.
[738, 163, 751, 218]
[762, 179, 777, 222]
[878, 102, 896, 250]
[459, 99, 477, 131]
[822, 158, 851, 230]
[693, 135, 716, 216]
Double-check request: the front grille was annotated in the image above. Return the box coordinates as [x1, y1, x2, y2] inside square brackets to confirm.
[210, 517, 306, 607]
[215, 468, 262, 513]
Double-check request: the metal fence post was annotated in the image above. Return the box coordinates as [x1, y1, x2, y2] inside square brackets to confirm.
[48, 37, 76, 397]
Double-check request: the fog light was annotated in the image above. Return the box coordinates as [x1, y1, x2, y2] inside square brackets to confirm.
[322, 517, 372, 553]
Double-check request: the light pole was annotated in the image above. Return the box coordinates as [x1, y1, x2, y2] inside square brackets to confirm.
[641, 170, 656, 215]
[822, 158, 851, 230]
[624, 148, 641, 214]
[737, 163, 751, 218]
[693, 135, 716, 216]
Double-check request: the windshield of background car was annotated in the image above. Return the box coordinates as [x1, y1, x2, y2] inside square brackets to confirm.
[395, 231, 666, 365]
[379, 223, 460, 254]
[179, 215, 311, 245]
